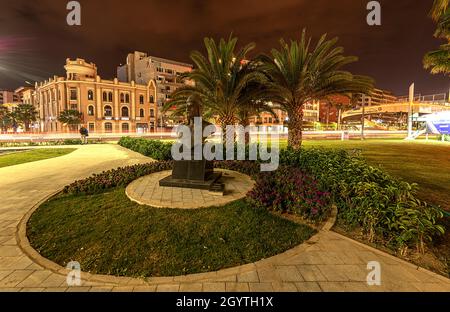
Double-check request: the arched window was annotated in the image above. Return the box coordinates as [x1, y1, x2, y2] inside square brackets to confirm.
[105, 122, 113, 133]
[150, 109, 155, 117]
[139, 109, 144, 117]
[102, 92, 107, 102]
[104, 105, 112, 117]
[121, 106, 129, 117]
[108, 92, 113, 102]
[149, 95, 154, 103]
[125, 93, 130, 103]
[88, 105, 94, 116]
[139, 95, 144, 104]
[122, 123, 129, 133]
[88, 90, 94, 101]
[120, 93, 124, 103]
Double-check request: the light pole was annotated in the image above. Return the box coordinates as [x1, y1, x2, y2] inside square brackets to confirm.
[408, 83, 414, 138]
[361, 94, 365, 140]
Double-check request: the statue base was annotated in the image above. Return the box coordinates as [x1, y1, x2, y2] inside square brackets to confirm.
[159, 159, 224, 193]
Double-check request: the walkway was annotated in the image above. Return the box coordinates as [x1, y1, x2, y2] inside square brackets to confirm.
[0, 144, 449, 292]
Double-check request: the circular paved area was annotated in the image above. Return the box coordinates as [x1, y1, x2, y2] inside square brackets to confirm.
[125, 169, 254, 209]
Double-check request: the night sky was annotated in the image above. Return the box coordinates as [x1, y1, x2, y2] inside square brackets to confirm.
[0, 0, 448, 96]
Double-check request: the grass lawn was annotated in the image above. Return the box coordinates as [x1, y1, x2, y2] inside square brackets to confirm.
[28, 188, 315, 277]
[0, 148, 76, 168]
[300, 139, 450, 211]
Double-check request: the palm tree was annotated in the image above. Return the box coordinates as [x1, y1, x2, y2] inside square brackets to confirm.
[164, 35, 266, 144]
[12, 104, 38, 132]
[257, 29, 373, 149]
[424, 0, 450, 75]
[58, 109, 82, 131]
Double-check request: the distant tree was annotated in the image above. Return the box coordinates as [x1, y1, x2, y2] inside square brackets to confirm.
[424, 0, 449, 75]
[0, 105, 13, 132]
[12, 104, 38, 132]
[58, 109, 83, 131]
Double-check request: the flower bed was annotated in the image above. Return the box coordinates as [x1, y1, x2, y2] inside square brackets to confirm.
[280, 147, 445, 253]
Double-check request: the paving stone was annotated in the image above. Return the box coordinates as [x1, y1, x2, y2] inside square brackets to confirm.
[0, 270, 34, 287]
[156, 284, 180, 292]
[16, 270, 53, 288]
[274, 266, 304, 282]
[202, 282, 226, 292]
[248, 282, 274, 292]
[236, 270, 259, 283]
[225, 282, 249, 292]
[296, 265, 327, 282]
[295, 282, 323, 292]
[271, 282, 297, 292]
[179, 283, 203, 292]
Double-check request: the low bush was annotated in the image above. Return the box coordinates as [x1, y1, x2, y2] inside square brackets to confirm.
[280, 147, 445, 253]
[438, 134, 450, 142]
[118, 137, 172, 161]
[248, 166, 331, 222]
[63, 161, 173, 195]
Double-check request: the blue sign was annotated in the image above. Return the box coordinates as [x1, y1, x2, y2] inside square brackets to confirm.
[432, 121, 450, 134]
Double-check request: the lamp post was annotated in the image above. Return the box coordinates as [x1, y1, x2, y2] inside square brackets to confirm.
[408, 83, 414, 138]
[361, 94, 365, 140]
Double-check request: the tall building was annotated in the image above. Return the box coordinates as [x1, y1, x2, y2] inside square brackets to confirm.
[34, 58, 158, 133]
[0, 90, 21, 104]
[117, 51, 193, 127]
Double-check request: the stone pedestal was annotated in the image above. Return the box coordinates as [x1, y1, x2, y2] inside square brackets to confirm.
[159, 159, 224, 192]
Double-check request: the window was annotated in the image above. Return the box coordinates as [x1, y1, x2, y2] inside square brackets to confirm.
[120, 93, 124, 103]
[104, 105, 112, 117]
[89, 123, 95, 132]
[70, 104, 77, 110]
[156, 67, 164, 72]
[121, 106, 129, 117]
[88, 105, 94, 116]
[103, 91, 107, 102]
[108, 92, 113, 102]
[139, 109, 144, 117]
[125, 94, 130, 103]
[150, 109, 154, 117]
[88, 90, 94, 101]
[139, 95, 144, 104]
[122, 123, 129, 132]
[149, 95, 154, 103]
[105, 122, 113, 133]
[70, 89, 77, 100]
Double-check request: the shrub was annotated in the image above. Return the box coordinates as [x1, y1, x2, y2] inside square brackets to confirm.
[248, 166, 331, 222]
[118, 137, 172, 161]
[280, 147, 445, 253]
[63, 161, 173, 195]
[213, 160, 260, 177]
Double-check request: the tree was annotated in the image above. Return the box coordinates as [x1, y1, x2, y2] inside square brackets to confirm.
[13, 104, 38, 132]
[257, 29, 373, 149]
[58, 109, 82, 131]
[0, 105, 13, 132]
[424, 0, 450, 75]
[164, 35, 266, 144]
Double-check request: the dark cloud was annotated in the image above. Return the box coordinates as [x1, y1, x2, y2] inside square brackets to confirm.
[0, 0, 448, 95]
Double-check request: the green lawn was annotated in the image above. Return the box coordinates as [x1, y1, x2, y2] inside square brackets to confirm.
[298, 139, 450, 211]
[28, 188, 315, 277]
[0, 148, 76, 168]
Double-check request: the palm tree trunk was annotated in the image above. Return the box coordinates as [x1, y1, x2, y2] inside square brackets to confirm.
[287, 106, 304, 150]
[219, 116, 235, 146]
